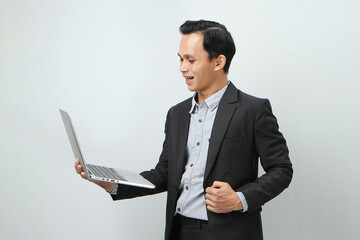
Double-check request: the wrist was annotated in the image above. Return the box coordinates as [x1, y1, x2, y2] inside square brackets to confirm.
[96, 181, 115, 193]
[105, 183, 116, 193]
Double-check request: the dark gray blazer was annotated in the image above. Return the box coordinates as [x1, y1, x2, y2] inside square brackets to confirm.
[112, 82, 293, 240]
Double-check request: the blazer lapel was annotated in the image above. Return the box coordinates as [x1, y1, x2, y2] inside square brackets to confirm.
[204, 83, 239, 182]
[175, 99, 191, 185]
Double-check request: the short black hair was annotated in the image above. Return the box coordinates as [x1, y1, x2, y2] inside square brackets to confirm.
[179, 20, 236, 74]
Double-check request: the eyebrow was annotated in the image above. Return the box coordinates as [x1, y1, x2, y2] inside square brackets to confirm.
[177, 53, 196, 58]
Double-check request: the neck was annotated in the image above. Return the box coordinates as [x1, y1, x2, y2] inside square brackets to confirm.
[197, 75, 228, 104]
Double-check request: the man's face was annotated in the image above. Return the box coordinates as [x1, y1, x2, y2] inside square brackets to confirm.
[178, 32, 217, 92]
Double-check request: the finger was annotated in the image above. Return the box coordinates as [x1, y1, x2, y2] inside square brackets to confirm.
[205, 187, 213, 194]
[205, 198, 217, 208]
[209, 187, 221, 196]
[80, 171, 89, 180]
[207, 203, 229, 214]
[205, 199, 214, 207]
[211, 181, 226, 188]
[207, 205, 220, 213]
[76, 164, 84, 174]
[75, 159, 79, 172]
[205, 193, 215, 201]
[75, 159, 84, 173]
[206, 187, 219, 195]
[75, 165, 81, 174]
[206, 192, 220, 202]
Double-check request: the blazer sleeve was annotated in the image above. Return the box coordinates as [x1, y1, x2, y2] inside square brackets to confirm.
[110, 109, 171, 201]
[238, 99, 293, 212]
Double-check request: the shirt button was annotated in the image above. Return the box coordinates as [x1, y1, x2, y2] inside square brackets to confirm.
[190, 163, 194, 167]
[185, 186, 189, 190]
[198, 119, 202, 123]
[177, 208, 181, 212]
[196, 142, 200, 146]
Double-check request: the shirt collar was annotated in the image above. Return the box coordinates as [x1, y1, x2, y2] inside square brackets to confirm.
[189, 81, 230, 114]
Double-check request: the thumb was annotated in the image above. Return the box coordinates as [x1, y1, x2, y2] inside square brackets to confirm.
[211, 181, 225, 189]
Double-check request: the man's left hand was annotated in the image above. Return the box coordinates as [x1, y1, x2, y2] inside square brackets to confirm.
[205, 181, 243, 213]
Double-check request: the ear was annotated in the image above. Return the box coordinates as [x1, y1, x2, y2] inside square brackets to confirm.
[214, 54, 226, 72]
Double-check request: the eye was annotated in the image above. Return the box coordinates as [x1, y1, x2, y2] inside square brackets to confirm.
[179, 58, 184, 62]
[189, 59, 195, 63]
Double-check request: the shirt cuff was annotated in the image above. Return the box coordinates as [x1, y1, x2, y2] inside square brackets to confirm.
[236, 192, 248, 212]
[108, 184, 118, 195]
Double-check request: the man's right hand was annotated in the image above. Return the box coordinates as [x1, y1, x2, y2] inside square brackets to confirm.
[74, 158, 116, 193]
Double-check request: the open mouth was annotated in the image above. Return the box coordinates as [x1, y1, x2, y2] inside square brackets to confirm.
[185, 76, 194, 85]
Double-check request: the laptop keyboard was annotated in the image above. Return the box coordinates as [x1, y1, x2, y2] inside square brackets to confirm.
[87, 164, 127, 181]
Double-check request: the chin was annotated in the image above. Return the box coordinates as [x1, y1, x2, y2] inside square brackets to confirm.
[187, 85, 197, 92]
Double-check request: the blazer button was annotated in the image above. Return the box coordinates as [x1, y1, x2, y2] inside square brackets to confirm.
[177, 208, 181, 212]
[196, 142, 200, 146]
[190, 164, 194, 167]
[185, 186, 189, 190]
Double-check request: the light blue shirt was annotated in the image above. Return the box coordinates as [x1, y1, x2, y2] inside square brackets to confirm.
[175, 82, 248, 220]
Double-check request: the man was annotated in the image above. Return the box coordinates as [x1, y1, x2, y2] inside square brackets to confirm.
[75, 20, 293, 240]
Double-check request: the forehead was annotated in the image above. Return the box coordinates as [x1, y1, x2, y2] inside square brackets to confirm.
[178, 32, 208, 57]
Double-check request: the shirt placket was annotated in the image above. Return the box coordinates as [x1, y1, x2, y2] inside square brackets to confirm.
[197, 104, 208, 168]
[176, 104, 207, 214]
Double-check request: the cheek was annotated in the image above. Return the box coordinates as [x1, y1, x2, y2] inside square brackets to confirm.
[192, 65, 203, 79]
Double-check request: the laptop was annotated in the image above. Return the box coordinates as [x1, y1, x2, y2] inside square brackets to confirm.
[60, 109, 155, 189]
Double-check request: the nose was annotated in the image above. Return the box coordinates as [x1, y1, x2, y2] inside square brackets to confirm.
[180, 60, 189, 73]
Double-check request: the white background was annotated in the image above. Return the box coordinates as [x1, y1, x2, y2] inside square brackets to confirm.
[1, 0, 359, 239]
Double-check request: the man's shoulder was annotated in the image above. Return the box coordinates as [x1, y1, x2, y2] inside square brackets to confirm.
[168, 96, 192, 114]
[238, 90, 268, 104]
[227, 82, 269, 107]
